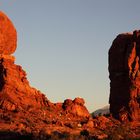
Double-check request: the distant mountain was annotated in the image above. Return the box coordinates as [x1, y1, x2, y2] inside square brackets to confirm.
[92, 105, 109, 116]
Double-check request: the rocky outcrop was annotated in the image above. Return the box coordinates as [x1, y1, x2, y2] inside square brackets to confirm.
[0, 55, 50, 111]
[0, 11, 17, 54]
[0, 10, 51, 117]
[109, 30, 140, 121]
[0, 55, 93, 139]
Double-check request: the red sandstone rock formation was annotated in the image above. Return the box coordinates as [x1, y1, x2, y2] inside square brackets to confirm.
[0, 11, 17, 54]
[0, 11, 139, 139]
[0, 11, 90, 119]
[109, 30, 140, 121]
[0, 55, 49, 111]
[0, 54, 90, 116]
[0, 55, 93, 138]
[0, 11, 93, 139]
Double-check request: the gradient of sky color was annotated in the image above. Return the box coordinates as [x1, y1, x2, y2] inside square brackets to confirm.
[1, 0, 140, 112]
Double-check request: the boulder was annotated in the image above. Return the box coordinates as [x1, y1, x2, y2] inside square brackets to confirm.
[63, 97, 90, 118]
[0, 11, 17, 54]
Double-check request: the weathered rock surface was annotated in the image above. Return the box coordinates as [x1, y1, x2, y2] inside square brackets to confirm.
[0, 11, 17, 54]
[109, 30, 140, 121]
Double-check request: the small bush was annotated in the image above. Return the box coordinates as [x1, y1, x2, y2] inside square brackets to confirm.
[80, 129, 89, 137]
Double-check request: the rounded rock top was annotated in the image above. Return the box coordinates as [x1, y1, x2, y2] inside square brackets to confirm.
[0, 11, 17, 55]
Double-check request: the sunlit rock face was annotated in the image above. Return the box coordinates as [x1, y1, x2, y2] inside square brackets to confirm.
[0, 55, 49, 111]
[0, 11, 17, 54]
[109, 30, 140, 121]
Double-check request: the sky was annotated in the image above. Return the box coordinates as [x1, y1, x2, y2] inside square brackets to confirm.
[0, 0, 140, 112]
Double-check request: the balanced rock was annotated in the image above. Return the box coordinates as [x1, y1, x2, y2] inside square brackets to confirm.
[109, 30, 140, 121]
[0, 11, 17, 54]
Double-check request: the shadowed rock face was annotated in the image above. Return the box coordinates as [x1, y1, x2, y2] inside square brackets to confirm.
[109, 30, 140, 121]
[0, 11, 17, 54]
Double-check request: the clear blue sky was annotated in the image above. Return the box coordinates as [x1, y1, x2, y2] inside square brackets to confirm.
[1, 0, 140, 112]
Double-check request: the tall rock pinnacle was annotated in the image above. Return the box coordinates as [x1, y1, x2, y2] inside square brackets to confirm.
[0, 11, 17, 54]
[109, 31, 140, 121]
